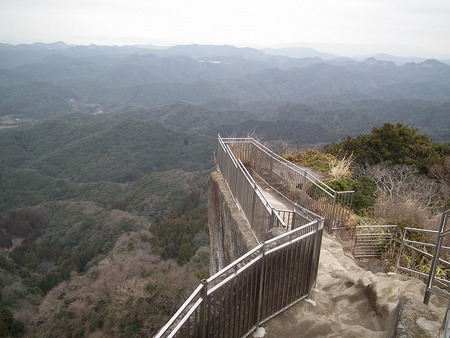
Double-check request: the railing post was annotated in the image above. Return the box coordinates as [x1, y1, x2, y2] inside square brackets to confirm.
[395, 228, 407, 273]
[255, 243, 266, 327]
[233, 162, 238, 198]
[330, 191, 338, 231]
[308, 219, 323, 291]
[270, 208, 275, 230]
[200, 279, 208, 338]
[300, 171, 307, 206]
[424, 211, 448, 304]
[251, 183, 257, 228]
[291, 208, 297, 230]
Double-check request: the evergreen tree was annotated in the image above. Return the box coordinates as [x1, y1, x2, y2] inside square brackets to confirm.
[325, 123, 448, 173]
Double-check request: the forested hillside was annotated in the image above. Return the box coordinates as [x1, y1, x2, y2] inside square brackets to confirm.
[0, 42, 449, 337]
[0, 114, 214, 336]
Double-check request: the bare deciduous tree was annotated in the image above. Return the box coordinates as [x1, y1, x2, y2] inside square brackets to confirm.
[356, 164, 446, 209]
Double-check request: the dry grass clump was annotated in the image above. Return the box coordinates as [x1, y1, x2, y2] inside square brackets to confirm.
[287, 149, 336, 174]
[329, 153, 354, 179]
[287, 148, 354, 179]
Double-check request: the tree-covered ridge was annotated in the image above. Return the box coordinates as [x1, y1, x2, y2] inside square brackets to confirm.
[288, 123, 449, 216]
[0, 116, 215, 183]
[325, 123, 449, 173]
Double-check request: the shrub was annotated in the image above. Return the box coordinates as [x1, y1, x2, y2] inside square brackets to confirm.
[326, 176, 377, 214]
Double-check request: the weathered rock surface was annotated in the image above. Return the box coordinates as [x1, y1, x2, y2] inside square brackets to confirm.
[262, 233, 447, 337]
[208, 171, 258, 274]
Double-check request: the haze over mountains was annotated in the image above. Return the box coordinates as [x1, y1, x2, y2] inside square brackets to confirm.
[1, 42, 449, 143]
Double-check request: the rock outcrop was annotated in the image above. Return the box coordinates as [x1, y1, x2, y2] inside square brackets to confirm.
[263, 233, 447, 337]
[208, 171, 258, 274]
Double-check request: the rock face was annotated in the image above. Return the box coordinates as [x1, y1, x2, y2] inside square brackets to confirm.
[263, 233, 447, 338]
[207, 171, 258, 274]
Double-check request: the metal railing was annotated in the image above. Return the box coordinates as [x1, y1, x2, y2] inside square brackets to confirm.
[221, 137, 354, 231]
[216, 136, 320, 241]
[424, 210, 450, 336]
[155, 219, 324, 338]
[353, 224, 397, 258]
[396, 226, 450, 289]
[425, 210, 450, 301]
[155, 137, 325, 337]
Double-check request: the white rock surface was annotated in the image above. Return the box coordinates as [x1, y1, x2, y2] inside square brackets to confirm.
[263, 233, 447, 337]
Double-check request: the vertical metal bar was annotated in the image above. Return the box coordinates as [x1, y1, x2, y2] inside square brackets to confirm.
[250, 262, 259, 332]
[270, 208, 275, 231]
[237, 272, 244, 338]
[293, 238, 303, 297]
[281, 243, 292, 307]
[303, 232, 315, 296]
[255, 244, 266, 327]
[296, 235, 306, 297]
[396, 228, 407, 273]
[424, 211, 448, 304]
[291, 209, 297, 230]
[250, 183, 257, 228]
[245, 261, 253, 335]
[243, 267, 251, 335]
[233, 159, 238, 198]
[200, 279, 208, 338]
[310, 220, 323, 290]
[330, 191, 337, 231]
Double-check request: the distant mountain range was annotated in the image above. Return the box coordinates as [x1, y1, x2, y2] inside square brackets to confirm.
[0, 42, 449, 142]
[1, 41, 449, 67]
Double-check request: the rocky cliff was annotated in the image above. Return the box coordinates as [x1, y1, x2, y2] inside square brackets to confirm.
[207, 171, 258, 274]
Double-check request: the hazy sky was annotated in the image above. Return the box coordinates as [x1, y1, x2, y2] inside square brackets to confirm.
[1, 0, 450, 58]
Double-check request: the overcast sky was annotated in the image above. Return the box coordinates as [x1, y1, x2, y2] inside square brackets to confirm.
[1, 0, 450, 58]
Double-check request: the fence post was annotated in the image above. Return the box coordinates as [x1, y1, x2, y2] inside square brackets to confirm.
[291, 208, 297, 230]
[233, 162, 238, 198]
[200, 279, 208, 338]
[299, 170, 308, 206]
[255, 243, 266, 327]
[308, 219, 323, 291]
[424, 211, 448, 304]
[395, 228, 408, 273]
[251, 182, 257, 228]
[270, 208, 275, 230]
[330, 191, 338, 231]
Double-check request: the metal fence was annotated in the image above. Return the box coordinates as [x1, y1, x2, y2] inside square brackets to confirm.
[424, 210, 450, 338]
[216, 136, 320, 240]
[396, 226, 450, 289]
[154, 137, 325, 337]
[353, 224, 397, 259]
[424, 210, 450, 299]
[221, 137, 354, 231]
[155, 219, 324, 338]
